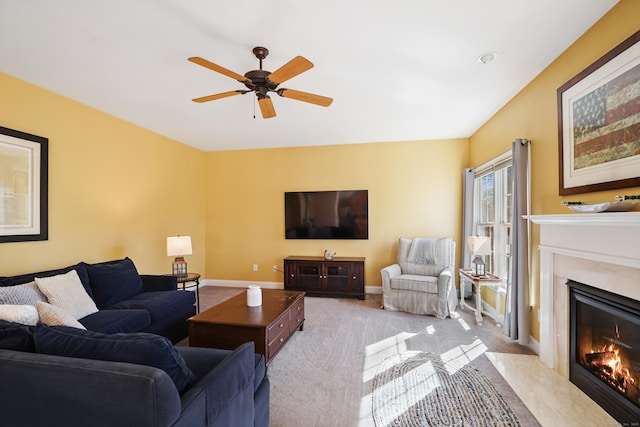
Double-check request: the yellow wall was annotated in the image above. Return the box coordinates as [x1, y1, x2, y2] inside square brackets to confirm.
[0, 73, 206, 275]
[205, 139, 469, 285]
[469, 0, 640, 341]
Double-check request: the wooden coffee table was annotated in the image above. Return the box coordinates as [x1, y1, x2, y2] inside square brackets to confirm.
[188, 289, 305, 364]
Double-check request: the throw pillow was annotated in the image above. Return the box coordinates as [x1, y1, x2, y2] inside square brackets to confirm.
[35, 270, 99, 320]
[0, 281, 47, 305]
[86, 257, 144, 308]
[0, 319, 35, 352]
[0, 304, 39, 326]
[33, 324, 195, 393]
[36, 301, 86, 329]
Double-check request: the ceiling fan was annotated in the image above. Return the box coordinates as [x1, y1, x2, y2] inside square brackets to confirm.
[189, 47, 333, 119]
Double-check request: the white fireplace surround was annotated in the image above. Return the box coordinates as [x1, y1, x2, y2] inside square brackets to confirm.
[529, 212, 640, 379]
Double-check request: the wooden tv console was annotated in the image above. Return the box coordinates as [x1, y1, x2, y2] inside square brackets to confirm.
[284, 256, 365, 300]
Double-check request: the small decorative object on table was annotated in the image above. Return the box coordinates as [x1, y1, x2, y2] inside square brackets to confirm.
[247, 284, 262, 307]
[562, 195, 640, 213]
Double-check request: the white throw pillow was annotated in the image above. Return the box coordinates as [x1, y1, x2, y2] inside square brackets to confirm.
[0, 304, 39, 325]
[35, 270, 98, 320]
[36, 301, 86, 329]
[0, 281, 47, 305]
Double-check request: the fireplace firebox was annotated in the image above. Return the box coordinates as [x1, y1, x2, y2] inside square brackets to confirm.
[569, 280, 640, 424]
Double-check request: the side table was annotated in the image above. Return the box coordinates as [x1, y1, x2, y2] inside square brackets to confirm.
[458, 268, 502, 326]
[175, 273, 201, 313]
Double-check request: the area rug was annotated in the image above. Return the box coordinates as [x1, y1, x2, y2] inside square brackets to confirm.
[372, 352, 521, 427]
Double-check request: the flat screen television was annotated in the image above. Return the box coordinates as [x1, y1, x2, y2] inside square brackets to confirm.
[285, 190, 368, 239]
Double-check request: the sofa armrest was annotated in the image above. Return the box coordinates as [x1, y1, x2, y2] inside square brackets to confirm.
[0, 349, 181, 427]
[141, 274, 177, 292]
[380, 264, 402, 291]
[188, 342, 256, 426]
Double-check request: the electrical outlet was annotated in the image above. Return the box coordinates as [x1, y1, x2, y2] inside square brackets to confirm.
[253, 264, 258, 272]
[272, 265, 278, 272]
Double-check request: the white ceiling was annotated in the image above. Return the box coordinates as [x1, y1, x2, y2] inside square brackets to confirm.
[0, 1, 619, 152]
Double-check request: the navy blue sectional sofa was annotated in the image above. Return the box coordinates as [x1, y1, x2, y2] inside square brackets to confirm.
[0, 258, 270, 427]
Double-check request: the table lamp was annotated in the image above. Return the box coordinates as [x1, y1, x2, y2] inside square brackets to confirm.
[467, 236, 491, 277]
[167, 235, 192, 277]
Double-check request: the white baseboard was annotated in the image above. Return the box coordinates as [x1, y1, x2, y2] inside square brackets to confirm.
[200, 279, 283, 289]
[199, 279, 383, 295]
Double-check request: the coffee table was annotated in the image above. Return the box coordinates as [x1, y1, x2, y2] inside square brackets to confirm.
[188, 289, 305, 364]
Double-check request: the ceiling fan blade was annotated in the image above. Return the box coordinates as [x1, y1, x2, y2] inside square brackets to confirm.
[258, 95, 276, 119]
[188, 57, 249, 83]
[267, 56, 314, 85]
[192, 90, 246, 103]
[277, 89, 333, 107]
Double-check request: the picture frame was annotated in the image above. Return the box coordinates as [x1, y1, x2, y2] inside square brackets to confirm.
[557, 29, 640, 196]
[0, 126, 48, 242]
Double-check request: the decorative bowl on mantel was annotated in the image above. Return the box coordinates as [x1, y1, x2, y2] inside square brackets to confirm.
[562, 195, 639, 213]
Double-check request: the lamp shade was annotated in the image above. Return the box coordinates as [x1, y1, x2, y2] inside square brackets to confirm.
[467, 236, 491, 256]
[167, 236, 192, 256]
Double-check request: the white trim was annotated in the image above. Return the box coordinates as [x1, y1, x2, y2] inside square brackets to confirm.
[474, 149, 512, 177]
[527, 212, 640, 227]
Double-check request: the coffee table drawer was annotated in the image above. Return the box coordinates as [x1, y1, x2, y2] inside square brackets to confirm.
[289, 299, 305, 334]
[267, 312, 290, 342]
[268, 326, 290, 359]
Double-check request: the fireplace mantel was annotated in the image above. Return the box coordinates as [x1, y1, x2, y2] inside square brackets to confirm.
[529, 212, 640, 375]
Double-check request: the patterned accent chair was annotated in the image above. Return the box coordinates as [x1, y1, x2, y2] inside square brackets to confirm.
[380, 237, 457, 319]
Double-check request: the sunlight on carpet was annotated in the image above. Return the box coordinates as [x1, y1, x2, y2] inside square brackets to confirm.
[372, 352, 521, 427]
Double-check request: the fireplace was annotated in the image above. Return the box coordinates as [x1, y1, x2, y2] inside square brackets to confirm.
[569, 280, 640, 423]
[529, 212, 640, 422]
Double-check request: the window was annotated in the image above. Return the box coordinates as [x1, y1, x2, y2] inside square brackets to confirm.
[472, 152, 512, 291]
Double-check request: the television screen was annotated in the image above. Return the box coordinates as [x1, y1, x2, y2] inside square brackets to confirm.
[285, 190, 368, 239]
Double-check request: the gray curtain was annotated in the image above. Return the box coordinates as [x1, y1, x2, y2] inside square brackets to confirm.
[460, 168, 474, 300]
[503, 138, 531, 344]
[461, 168, 475, 271]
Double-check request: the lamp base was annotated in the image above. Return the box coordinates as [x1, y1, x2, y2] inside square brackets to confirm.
[172, 257, 188, 278]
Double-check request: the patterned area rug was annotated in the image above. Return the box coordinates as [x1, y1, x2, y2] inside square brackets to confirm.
[372, 352, 521, 427]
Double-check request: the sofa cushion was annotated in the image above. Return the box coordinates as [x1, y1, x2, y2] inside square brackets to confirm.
[36, 301, 86, 329]
[107, 290, 195, 324]
[0, 319, 35, 352]
[0, 263, 92, 298]
[33, 324, 195, 393]
[390, 274, 438, 293]
[0, 304, 39, 325]
[35, 270, 99, 320]
[86, 258, 144, 308]
[79, 309, 151, 334]
[0, 281, 47, 305]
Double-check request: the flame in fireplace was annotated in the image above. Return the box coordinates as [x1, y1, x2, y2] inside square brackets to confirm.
[586, 324, 637, 399]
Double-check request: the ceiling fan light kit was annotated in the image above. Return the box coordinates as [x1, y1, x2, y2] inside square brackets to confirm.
[189, 46, 333, 118]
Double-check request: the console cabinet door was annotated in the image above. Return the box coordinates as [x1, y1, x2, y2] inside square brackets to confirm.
[324, 262, 352, 292]
[285, 260, 322, 291]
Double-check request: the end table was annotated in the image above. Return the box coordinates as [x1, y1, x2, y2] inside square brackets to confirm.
[175, 273, 201, 313]
[458, 268, 502, 326]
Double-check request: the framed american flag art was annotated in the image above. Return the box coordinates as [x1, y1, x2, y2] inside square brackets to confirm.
[558, 29, 640, 196]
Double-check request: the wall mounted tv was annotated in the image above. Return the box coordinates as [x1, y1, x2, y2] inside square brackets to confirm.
[285, 190, 368, 239]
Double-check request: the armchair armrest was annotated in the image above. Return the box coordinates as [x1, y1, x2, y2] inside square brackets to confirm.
[380, 264, 401, 291]
[437, 267, 457, 317]
[141, 274, 177, 292]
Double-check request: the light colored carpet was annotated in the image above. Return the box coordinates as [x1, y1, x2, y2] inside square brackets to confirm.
[264, 294, 540, 427]
[372, 352, 521, 426]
